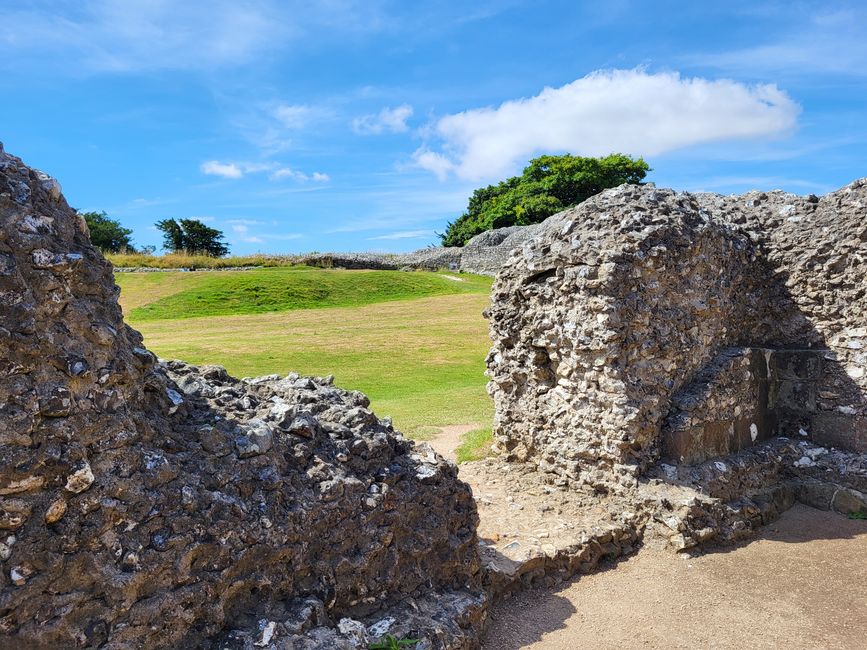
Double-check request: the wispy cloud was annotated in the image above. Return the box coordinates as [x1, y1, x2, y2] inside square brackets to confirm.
[228, 221, 303, 245]
[230, 101, 337, 154]
[368, 229, 433, 240]
[352, 104, 414, 134]
[692, 8, 867, 78]
[200, 160, 329, 182]
[271, 104, 319, 129]
[269, 167, 330, 182]
[687, 176, 834, 194]
[0, 0, 293, 73]
[0, 0, 393, 74]
[414, 69, 800, 182]
[227, 218, 266, 226]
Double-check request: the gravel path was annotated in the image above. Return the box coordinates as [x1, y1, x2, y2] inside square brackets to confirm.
[482, 504, 867, 650]
[429, 424, 478, 462]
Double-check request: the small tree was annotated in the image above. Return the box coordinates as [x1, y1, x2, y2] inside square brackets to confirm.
[155, 218, 184, 253]
[440, 153, 650, 246]
[179, 219, 229, 257]
[155, 218, 230, 257]
[80, 211, 135, 253]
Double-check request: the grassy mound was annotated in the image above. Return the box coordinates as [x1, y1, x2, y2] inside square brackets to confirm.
[116, 268, 491, 320]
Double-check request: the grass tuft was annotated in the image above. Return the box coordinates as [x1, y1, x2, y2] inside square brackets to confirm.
[455, 425, 493, 463]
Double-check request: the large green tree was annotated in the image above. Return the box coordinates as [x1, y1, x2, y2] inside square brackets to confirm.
[440, 153, 650, 247]
[80, 211, 136, 253]
[156, 218, 230, 256]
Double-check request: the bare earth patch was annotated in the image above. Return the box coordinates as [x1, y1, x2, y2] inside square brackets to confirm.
[428, 424, 479, 461]
[482, 504, 867, 650]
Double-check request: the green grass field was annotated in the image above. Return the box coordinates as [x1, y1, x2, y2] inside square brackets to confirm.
[117, 268, 495, 456]
[116, 267, 492, 320]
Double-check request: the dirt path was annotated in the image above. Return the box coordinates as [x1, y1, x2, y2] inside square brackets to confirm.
[427, 424, 478, 461]
[483, 504, 867, 650]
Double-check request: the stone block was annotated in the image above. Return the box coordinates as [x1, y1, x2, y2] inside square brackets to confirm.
[769, 349, 823, 381]
[811, 413, 867, 452]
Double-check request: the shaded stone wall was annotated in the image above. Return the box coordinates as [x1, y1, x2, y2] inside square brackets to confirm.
[698, 186, 867, 451]
[487, 181, 867, 488]
[0, 144, 483, 648]
[661, 347, 833, 464]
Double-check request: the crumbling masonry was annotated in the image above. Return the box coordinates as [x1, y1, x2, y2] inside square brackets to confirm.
[0, 144, 485, 649]
[486, 181, 867, 548]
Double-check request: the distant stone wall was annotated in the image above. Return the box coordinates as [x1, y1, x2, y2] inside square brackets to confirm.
[486, 181, 867, 489]
[458, 224, 544, 276]
[293, 226, 542, 277]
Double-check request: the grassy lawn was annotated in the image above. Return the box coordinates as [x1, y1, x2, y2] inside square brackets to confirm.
[118, 269, 495, 440]
[116, 267, 491, 320]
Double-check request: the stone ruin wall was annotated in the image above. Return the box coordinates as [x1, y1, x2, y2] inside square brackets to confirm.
[702, 186, 867, 452]
[0, 143, 484, 648]
[487, 182, 867, 489]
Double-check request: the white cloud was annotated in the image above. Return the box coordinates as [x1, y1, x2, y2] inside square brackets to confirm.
[411, 149, 455, 182]
[201, 160, 243, 179]
[269, 167, 330, 182]
[269, 168, 305, 181]
[352, 104, 414, 135]
[272, 104, 317, 129]
[228, 222, 303, 245]
[414, 69, 800, 182]
[369, 229, 434, 240]
[200, 160, 329, 182]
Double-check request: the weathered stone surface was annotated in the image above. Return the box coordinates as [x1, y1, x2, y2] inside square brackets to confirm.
[487, 181, 867, 489]
[0, 144, 484, 648]
[482, 180, 867, 558]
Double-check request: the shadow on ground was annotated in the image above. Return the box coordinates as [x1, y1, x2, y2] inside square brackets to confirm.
[481, 505, 867, 650]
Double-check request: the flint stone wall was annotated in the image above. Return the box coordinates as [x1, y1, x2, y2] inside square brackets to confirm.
[0, 144, 482, 648]
[661, 347, 834, 464]
[487, 182, 867, 487]
[291, 225, 543, 277]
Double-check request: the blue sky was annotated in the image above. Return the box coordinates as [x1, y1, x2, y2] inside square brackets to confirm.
[1, 1, 865, 254]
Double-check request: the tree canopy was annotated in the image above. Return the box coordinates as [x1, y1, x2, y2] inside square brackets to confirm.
[80, 211, 135, 253]
[156, 218, 230, 257]
[440, 153, 650, 247]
